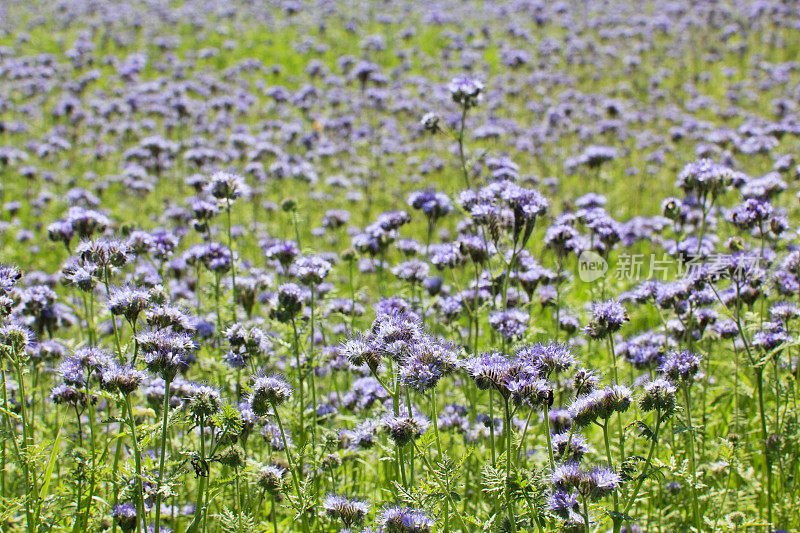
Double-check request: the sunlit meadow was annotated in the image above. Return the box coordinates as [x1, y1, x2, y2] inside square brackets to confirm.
[1, 1, 799, 532]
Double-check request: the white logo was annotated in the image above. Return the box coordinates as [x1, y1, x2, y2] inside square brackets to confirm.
[578, 250, 608, 282]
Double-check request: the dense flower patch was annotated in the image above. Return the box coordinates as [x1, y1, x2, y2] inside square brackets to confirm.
[1, 1, 799, 532]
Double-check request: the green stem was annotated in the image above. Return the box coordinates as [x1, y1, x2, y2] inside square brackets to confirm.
[504, 396, 516, 532]
[235, 466, 243, 533]
[431, 389, 443, 456]
[622, 413, 662, 516]
[457, 105, 470, 188]
[1, 361, 33, 533]
[291, 318, 305, 447]
[308, 286, 318, 477]
[582, 495, 591, 533]
[682, 383, 702, 532]
[543, 402, 555, 470]
[754, 368, 773, 528]
[489, 388, 497, 467]
[602, 421, 621, 533]
[226, 201, 238, 322]
[153, 377, 172, 533]
[272, 403, 310, 533]
[125, 395, 146, 533]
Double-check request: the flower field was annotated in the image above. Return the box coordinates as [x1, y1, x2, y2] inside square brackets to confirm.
[1, 1, 799, 532]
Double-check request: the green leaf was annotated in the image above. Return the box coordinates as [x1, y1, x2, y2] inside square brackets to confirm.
[39, 424, 62, 501]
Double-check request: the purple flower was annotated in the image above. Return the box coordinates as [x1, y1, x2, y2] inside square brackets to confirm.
[382, 415, 428, 447]
[488, 309, 529, 340]
[371, 311, 423, 361]
[448, 75, 484, 108]
[584, 299, 629, 339]
[726, 198, 774, 230]
[392, 259, 430, 284]
[659, 350, 703, 382]
[111, 503, 138, 532]
[588, 467, 621, 500]
[100, 364, 145, 395]
[577, 145, 617, 169]
[399, 337, 460, 392]
[639, 378, 677, 414]
[676, 159, 733, 196]
[257, 464, 286, 494]
[322, 494, 369, 529]
[107, 286, 150, 323]
[271, 282, 305, 322]
[137, 328, 195, 380]
[209, 171, 250, 201]
[378, 505, 434, 533]
[752, 322, 790, 352]
[551, 462, 586, 492]
[262, 239, 300, 268]
[548, 489, 582, 524]
[292, 255, 331, 286]
[516, 342, 575, 377]
[249, 374, 293, 414]
[407, 189, 452, 221]
[551, 431, 591, 462]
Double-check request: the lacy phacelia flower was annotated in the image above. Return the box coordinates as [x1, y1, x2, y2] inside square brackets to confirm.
[378, 505, 434, 533]
[249, 374, 293, 414]
[659, 350, 703, 382]
[322, 494, 369, 529]
[584, 299, 629, 339]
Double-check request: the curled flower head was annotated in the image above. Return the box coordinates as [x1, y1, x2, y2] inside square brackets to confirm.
[272, 282, 305, 322]
[50, 384, 85, 406]
[371, 311, 423, 361]
[448, 75, 484, 108]
[137, 328, 195, 380]
[111, 503, 138, 533]
[399, 337, 460, 393]
[505, 375, 552, 408]
[752, 321, 790, 353]
[382, 415, 428, 447]
[75, 239, 130, 269]
[516, 342, 575, 377]
[378, 505, 434, 533]
[488, 308, 529, 340]
[551, 462, 586, 492]
[551, 431, 591, 462]
[107, 285, 150, 323]
[263, 239, 300, 268]
[392, 259, 430, 284]
[584, 299, 629, 339]
[292, 255, 331, 286]
[676, 158, 733, 197]
[341, 333, 381, 372]
[726, 198, 773, 230]
[322, 494, 369, 529]
[188, 384, 222, 419]
[587, 467, 621, 500]
[100, 364, 145, 395]
[639, 378, 677, 415]
[0, 323, 34, 355]
[548, 489, 582, 524]
[209, 171, 250, 201]
[257, 464, 286, 494]
[420, 112, 440, 132]
[465, 352, 515, 392]
[659, 350, 703, 383]
[569, 388, 627, 427]
[407, 189, 452, 221]
[249, 374, 293, 415]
